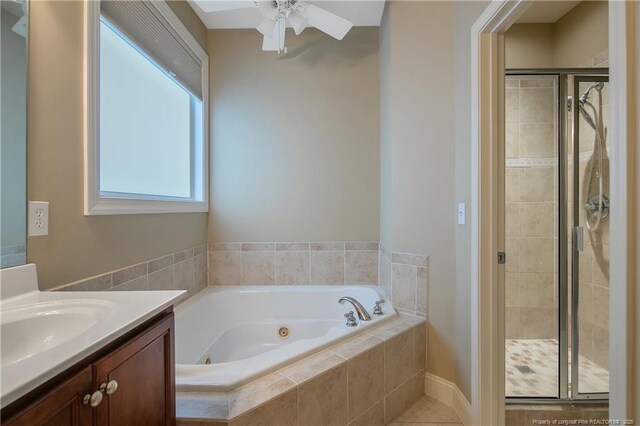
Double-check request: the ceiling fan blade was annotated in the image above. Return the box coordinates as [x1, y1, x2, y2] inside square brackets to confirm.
[196, 1, 257, 13]
[288, 11, 308, 36]
[302, 4, 353, 40]
[262, 20, 285, 51]
[257, 18, 276, 37]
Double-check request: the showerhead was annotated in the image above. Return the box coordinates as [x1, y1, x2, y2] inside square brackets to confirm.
[579, 82, 604, 106]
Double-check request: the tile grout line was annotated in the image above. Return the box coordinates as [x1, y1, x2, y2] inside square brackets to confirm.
[273, 250, 276, 285]
[414, 266, 418, 313]
[343, 247, 346, 285]
[308, 247, 311, 285]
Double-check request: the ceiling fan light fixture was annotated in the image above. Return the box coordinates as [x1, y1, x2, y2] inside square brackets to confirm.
[257, 18, 277, 37]
[257, 0, 278, 20]
[288, 11, 308, 35]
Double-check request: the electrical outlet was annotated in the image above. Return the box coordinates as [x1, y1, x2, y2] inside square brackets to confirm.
[457, 202, 466, 225]
[28, 201, 49, 236]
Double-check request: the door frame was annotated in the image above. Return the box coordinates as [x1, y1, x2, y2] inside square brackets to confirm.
[470, 1, 639, 424]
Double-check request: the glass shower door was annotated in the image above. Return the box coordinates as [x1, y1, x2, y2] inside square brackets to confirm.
[571, 76, 610, 398]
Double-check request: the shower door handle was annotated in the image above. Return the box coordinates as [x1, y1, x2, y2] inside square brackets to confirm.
[574, 226, 584, 251]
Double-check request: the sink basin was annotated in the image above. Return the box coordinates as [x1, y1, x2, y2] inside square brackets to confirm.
[1, 299, 115, 366]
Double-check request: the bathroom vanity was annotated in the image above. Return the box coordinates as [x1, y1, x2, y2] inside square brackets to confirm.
[0, 265, 184, 426]
[2, 311, 174, 425]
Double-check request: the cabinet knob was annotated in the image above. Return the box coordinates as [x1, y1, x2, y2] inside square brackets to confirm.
[83, 390, 103, 408]
[105, 379, 118, 395]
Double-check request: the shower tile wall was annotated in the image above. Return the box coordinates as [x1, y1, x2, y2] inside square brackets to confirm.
[505, 76, 558, 340]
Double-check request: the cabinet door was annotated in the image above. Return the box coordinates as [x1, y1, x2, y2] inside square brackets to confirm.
[3, 367, 93, 426]
[94, 313, 175, 426]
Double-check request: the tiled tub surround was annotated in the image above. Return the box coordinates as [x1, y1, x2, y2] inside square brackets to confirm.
[176, 314, 427, 425]
[208, 242, 379, 286]
[378, 243, 428, 318]
[52, 244, 208, 297]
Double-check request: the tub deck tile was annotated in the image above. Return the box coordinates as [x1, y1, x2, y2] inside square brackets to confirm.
[228, 372, 296, 419]
[176, 392, 230, 421]
[367, 318, 414, 341]
[278, 350, 345, 385]
[230, 389, 298, 426]
[330, 333, 383, 360]
[399, 313, 426, 326]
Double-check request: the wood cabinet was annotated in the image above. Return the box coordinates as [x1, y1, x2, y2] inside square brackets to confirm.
[94, 313, 175, 425]
[2, 312, 175, 426]
[2, 367, 93, 426]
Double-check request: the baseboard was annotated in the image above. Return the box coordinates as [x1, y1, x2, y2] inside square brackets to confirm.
[424, 373, 472, 425]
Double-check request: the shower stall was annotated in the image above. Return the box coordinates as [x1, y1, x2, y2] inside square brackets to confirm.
[504, 69, 609, 401]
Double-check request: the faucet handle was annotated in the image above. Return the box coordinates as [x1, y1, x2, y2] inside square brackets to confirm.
[373, 299, 385, 315]
[344, 311, 357, 327]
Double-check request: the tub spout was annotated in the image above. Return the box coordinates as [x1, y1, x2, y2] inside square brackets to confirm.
[338, 297, 372, 321]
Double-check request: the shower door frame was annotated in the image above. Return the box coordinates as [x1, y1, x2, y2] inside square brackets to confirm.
[572, 74, 610, 401]
[505, 68, 609, 404]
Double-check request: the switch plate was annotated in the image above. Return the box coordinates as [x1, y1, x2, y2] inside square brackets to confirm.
[457, 202, 466, 225]
[28, 201, 49, 236]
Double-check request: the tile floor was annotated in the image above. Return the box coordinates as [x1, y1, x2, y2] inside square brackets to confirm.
[506, 339, 609, 397]
[390, 395, 461, 425]
[388, 394, 608, 426]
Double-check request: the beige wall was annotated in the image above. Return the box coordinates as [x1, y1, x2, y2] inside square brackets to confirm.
[380, 0, 457, 386]
[453, 0, 491, 400]
[206, 28, 380, 243]
[505, 24, 554, 69]
[27, 1, 208, 290]
[379, 4, 392, 249]
[505, 1, 608, 69]
[553, 0, 608, 67]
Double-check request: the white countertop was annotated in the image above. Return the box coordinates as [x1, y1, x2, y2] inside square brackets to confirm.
[0, 265, 185, 408]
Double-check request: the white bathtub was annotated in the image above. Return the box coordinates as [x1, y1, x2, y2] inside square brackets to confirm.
[174, 285, 396, 391]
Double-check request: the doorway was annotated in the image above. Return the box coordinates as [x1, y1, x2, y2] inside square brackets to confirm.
[504, 69, 609, 401]
[471, 0, 638, 423]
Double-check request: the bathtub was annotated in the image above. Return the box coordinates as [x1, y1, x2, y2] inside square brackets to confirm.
[174, 285, 396, 391]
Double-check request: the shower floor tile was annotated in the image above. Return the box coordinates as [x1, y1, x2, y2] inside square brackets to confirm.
[506, 339, 609, 397]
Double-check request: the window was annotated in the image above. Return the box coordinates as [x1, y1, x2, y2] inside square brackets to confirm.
[85, 1, 208, 215]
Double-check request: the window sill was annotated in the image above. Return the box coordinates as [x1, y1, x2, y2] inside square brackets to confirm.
[85, 197, 208, 215]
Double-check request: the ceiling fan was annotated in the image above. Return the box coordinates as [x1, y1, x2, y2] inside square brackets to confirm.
[199, 0, 354, 53]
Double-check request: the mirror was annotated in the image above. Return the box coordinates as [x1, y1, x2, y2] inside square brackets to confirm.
[1, 0, 28, 268]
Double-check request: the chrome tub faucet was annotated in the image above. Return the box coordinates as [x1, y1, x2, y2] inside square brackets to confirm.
[338, 296, 372, 321]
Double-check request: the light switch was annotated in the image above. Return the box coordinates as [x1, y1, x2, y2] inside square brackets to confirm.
[28, 201, 49, 236]
[457, 202, 466, 225]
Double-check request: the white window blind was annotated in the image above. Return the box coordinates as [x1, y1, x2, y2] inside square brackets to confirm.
[100, 0, 203, 99]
